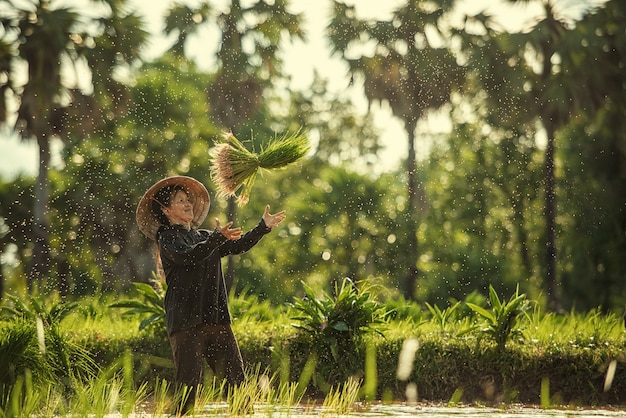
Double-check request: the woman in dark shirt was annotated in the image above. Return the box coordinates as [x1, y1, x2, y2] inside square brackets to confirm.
[136, 176, 285, 414]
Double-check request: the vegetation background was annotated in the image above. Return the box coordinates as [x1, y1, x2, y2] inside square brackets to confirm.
[0, 0, 624, 413]
[0, 0, 623, 313]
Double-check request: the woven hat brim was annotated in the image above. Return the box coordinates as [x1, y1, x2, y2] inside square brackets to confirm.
[136, 176, 210, 240]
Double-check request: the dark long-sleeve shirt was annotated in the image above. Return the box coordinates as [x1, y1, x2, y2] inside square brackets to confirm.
[157, 220, 271, 336]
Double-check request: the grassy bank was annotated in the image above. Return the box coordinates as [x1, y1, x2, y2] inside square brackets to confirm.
[1, 283, 625, 416]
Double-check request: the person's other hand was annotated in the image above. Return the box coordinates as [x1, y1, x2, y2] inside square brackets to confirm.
[215, 218, 243, 240]
[263, 205, 286, 229]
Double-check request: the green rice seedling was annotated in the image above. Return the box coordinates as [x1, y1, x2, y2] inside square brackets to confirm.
[252, 370, 281, 415]
[229, 286, 289, 323]
[0, 319, 48, 409]
[525, 305, 624, 349]
[295, 352, 318, 400]
[0, 369, 45, 418]
[567, 308, 624, 347]
[58, 352, 146, 417]
[270, 340, 291, 390]
[1, 293, 97, 384]
[274, 380, 304, 413]
[149, 378, 173, 416]
[9, 322, 95, 414]
[227, 378, 257, 415]
[193, 379, 226, 414]
[43, 320, 98, 387]
[321, 377, 361, 416]
[540, 377, 551, 408]
[68, 371, 123, 417]
[425, 301, 461, 334]
[447, 387, 464, 407]
[383, 296, 424, 322]
[0, 316, 95, 414]
[262, 373, 304, 415]
[362, 339, 378, 401]
[38, 385, 66, 418]
[114, 350, 149, 416]
[210, 130, 310, 205]
[172, 385, 195, 416]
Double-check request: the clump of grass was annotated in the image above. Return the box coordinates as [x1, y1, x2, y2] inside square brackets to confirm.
[221, 367, 306, 416]
[209, 130, 310, 205]
[67, 351, 148, 417]
[321, 377, 361, 416]
[2, 369, 47, 418]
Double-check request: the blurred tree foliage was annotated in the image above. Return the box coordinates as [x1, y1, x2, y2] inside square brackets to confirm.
[0, 0, 624, 313]
[328, 0, 466, 301]
[46, 54, 219, 295]
[163, 0, 305, 290]
[0, 0, 148, 290]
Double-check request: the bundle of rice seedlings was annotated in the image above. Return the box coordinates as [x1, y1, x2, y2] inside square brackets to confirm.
[209, 130, 310, 205]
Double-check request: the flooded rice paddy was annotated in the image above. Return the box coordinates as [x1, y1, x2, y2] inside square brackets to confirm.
[115, 402, 626, 417]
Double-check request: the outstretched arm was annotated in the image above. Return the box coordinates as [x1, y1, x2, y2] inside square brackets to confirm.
[215, 218, 243, 240]
[214, 205, 286, 257]
[262, 205, 286, 229]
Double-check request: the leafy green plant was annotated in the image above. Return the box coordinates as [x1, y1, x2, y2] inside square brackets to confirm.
[0, 293, 79, 326]
[290, 278, 388, 386]
[109, 277, 166, 332]
[466, 285, 532, 350]
[291, 279, 387, 346]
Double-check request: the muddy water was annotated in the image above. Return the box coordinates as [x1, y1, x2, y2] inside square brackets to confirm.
[358, 404, 626, 417]
[122, 403, 626, 417]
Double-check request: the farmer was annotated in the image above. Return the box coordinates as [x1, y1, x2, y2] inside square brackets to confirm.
[136, 175, 285, 413]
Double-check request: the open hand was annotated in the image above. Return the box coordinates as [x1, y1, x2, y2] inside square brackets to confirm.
[262, 205, 286, 229]
[215, 218, 242, 240]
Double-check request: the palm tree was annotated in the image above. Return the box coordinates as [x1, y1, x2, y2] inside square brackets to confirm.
[0, 0, 147, 291]
[463, 0, 616, 310]
[0, 0, 82, 289]
[485, 0, 608, 310]
[164, 0, 304, 290]
[328, 0, 465, 299]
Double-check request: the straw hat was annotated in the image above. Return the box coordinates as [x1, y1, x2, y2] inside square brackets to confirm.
[136, 176, 210, 240]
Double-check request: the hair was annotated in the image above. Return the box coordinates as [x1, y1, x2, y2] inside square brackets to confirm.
[152, 184, 188, 282]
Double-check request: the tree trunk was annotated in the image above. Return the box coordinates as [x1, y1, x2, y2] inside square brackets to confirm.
[511, 197, 533, 278]
[27, 135, 51, 292]
[403, 124, 419, 300]
[543, 123, 559, 310]
[0, 248, 4, 301]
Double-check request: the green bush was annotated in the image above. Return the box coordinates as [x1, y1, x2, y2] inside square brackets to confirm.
[0, 315, 97, 414]
[289, 278, 388, 389]
[466, 285, 532, 350]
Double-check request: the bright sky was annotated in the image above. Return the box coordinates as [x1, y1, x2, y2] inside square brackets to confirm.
[2, 0, 597, 180]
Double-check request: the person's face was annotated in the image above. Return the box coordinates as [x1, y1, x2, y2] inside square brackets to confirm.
[163, 190, 193, 226]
